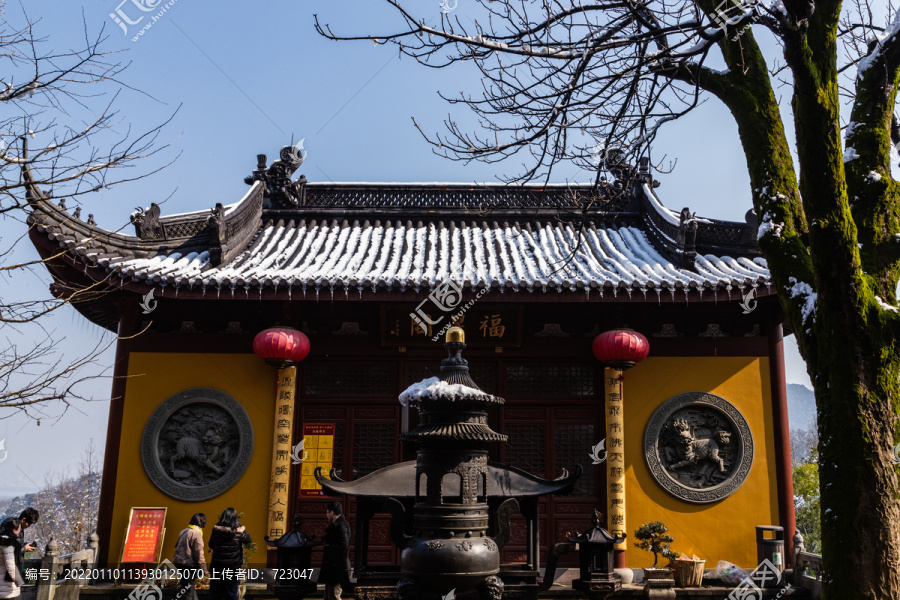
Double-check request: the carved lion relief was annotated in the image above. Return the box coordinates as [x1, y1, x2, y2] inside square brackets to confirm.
[644, 392, 754, 504]
[141, 388, 254, 501]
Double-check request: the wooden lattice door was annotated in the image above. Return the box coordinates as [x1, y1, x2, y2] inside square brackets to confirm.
[500, 362, 602, 568]
[295, 360, 401, 567]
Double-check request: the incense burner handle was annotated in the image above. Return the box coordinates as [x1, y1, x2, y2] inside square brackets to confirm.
[383, 497, 412, 548]
[540, 542, 572, 591]
[491, 497, 520, 550]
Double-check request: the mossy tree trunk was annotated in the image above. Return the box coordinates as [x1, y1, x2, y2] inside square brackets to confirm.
[608, 5, 900, 593]
[697, 6, 900, 598]
[318, 3, 900, 595]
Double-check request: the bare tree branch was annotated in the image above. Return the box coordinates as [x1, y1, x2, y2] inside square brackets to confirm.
[0, 1, 175, 420]
[316, 1, 900, 597]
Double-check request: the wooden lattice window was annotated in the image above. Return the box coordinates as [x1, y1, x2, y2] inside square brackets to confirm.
[504, 365, 594, 396]
[351, 422, 397, 477]
[554, 423, 596, 497]
[503, 423, 546, 478]
[304, 363, 396, 395]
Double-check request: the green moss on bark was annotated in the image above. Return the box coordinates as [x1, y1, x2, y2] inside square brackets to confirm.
[704, 16, 900, 600]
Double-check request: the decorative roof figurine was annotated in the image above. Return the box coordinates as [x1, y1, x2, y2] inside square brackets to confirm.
[245, 143, 307, 209]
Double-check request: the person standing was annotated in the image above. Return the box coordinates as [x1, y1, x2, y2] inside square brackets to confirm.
[0, 519, 23, 599]
[317, 501, 350, 600]
[173, 513, 208, 600]
[207, 508, 251, 600]
[15, 509, 38, 576]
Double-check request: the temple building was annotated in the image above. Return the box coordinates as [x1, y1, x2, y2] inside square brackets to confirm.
[24, 147, 794, 574]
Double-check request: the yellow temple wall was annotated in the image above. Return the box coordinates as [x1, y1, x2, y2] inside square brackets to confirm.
[110, 352, 273, 564]
[109, 351, 778, 570]
[622, 356, 778, 569]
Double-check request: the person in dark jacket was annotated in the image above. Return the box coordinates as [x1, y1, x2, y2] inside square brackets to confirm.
[317, 501, 351, 600]
[14, 509, 37, 579]
[173, 513, 208, 600]
[207, 509, 251, 600]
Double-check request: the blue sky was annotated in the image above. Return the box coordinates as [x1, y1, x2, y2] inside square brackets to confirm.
[0, 0, 815, 495]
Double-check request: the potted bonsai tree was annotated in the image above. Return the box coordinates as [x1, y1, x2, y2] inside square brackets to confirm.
[634, 521, 678, 581]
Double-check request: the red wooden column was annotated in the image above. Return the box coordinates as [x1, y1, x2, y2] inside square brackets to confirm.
[253, 327, 310, 563]
[592, 329, 649, 569]
[96, 304, 138, 569]
[768, 322, 796, 566]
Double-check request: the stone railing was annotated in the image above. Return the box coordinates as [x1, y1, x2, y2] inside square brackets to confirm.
[793, 532, 822, 599]
[21, 534, 99, 600]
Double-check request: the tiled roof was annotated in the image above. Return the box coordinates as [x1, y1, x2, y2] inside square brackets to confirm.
[25, 150, 772, 302]
[103, 217, 770, 295]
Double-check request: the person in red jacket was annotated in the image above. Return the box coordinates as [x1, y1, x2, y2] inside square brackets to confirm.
[207, 509, 251, 600]
[173, 513, 208, 600]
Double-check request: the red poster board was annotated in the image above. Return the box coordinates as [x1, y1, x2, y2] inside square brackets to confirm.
[120, 507, 167, 564]
[299, 423, 336, 497]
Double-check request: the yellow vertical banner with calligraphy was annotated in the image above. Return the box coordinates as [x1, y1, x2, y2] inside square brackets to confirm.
[605, 368, 626, 551]
[267, 366, 295, 545]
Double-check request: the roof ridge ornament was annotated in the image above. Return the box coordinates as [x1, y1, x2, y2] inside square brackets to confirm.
[245, 143, 307, 210]
[677, 207, 699, 270]
[20, 137, 52, 205]
[740, 208, 759, 245]
[208, 203, 227, 265]
[131, 203, 164, 239]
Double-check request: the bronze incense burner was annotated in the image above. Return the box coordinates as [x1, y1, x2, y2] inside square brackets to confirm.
[397, 327, 507, 599]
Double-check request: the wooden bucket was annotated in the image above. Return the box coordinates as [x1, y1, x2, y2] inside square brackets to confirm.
[672, 559, 706, 587]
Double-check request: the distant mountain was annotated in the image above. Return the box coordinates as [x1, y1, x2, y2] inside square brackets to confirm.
[1, 493, 37, 520]
[0, 469, 100, 555]
[787, 383, 817, 430]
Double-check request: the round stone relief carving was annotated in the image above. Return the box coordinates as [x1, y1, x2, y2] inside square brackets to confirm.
[141, 388, 254, 501]
[643, 391, 753, 504]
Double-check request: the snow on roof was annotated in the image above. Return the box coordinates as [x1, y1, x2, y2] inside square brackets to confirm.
[103, 218, 770, 293]
[643, 184, 681, 226]
[129, 182, 260, 222]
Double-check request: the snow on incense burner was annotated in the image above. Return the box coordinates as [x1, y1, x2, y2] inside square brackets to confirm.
[396, 326, 508, 600]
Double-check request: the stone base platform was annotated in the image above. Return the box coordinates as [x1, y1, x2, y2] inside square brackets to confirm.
[69, 582, 808, 600]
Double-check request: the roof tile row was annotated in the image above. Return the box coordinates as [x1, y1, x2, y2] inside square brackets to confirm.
[101, 218, 770, 293]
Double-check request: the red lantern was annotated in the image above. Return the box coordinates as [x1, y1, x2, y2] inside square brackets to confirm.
[592, 329, 649, 369]
[253, 327, 310, 368]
